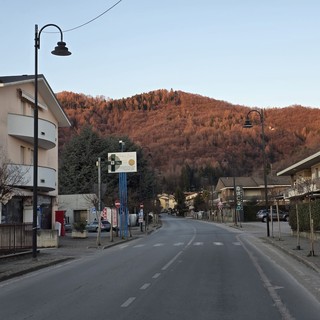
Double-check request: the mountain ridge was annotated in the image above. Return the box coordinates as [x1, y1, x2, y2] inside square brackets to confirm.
[56, 89, 320, 179]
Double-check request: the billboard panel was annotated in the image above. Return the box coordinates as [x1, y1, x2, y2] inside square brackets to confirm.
[107, 152, 137, 173]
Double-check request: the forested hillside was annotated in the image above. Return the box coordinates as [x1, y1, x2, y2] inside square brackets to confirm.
[57, 89, 320, 181]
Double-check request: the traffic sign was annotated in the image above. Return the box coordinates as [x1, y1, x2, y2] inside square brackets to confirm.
[115, 200, 121, 209]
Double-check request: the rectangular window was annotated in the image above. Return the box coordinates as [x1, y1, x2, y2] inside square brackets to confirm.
[30, 149, 34, 165]
[20, 101, 27, 115]
[20, 146, 25, 164]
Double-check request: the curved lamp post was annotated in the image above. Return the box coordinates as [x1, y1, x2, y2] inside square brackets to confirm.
[243, 109, 270, 237]
[33, 24, 71, 258]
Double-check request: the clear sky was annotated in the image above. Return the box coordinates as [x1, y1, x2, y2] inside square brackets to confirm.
[2, 0, 320, 108]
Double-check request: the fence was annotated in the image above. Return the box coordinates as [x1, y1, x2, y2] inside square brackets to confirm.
[0, 223, 33, 254]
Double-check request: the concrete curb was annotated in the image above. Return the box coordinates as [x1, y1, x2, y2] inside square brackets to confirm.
[264, 237, 320, 274]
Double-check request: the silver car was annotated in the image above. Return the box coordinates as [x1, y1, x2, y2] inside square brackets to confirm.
[256, 209, 289, 222]
[86, 220, 111, 232]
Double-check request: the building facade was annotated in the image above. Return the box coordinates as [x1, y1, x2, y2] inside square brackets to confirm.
[277, 150, 320, 200]
[215, 176, 291, 208]
[0, 75, 70, 228]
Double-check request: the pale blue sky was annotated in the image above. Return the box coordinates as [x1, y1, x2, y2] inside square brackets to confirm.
[2, 0, 320, 108]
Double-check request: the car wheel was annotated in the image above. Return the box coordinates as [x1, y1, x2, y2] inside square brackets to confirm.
[262, 217, 266, 223]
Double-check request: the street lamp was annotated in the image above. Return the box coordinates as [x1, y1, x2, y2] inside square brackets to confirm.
[33, 24, 71, 259]
[243, 109, 270, 237]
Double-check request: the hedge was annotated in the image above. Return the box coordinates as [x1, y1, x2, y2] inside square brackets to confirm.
[289, 200, 320, 232]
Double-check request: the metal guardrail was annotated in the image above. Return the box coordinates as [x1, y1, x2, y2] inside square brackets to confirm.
[0, 223, 33, 253]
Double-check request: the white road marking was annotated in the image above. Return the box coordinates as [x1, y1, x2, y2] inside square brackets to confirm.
[162, 251, 183, 270]
[193, 242, 203, 246]
[119, 244, 129, 249]
[152, 273, 161, 279]
[213, 242, 224, 246]
[153, 243, 164, 247]
[133, 244, 145, 248]
[174, 242, 184, 246]
[140, 283, 151, 290]
[238, 236, 295, 320]
[233, 242, 242, 246]
[121, 297, 136, 308]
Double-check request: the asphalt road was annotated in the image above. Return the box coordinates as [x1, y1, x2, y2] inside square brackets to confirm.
[1, 215, 320, 320]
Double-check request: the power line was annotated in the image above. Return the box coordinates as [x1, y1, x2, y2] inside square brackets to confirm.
[53, 0, 123, 33]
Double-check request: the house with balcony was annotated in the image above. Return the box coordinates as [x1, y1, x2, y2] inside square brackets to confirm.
[215, 176, 291, 209]
[277, 150, 320, 200]
[0, 75, 71, 228]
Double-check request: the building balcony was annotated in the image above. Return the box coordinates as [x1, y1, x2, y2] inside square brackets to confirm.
[8, 164, 56, 192]
[8, 114, 57, 149]
[283, 178, 320, 199]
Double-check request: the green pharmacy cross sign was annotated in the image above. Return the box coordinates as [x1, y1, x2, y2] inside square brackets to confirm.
[107, 152, 137, 173]
[107, 154, 122, 172]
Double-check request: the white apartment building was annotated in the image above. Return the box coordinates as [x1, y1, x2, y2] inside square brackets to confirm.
[0, 75, 70, 228]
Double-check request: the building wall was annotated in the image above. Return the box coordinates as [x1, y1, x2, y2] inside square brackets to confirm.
[58, 194, 97, 225]
[0, 78, 65, 226]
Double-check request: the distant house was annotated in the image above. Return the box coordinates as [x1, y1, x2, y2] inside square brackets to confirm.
[184, 192, 199, 210]
[215, 176, 291, 208]
[0, 75, 71, 228]
[277, 150, 320, 200]
[158, 193, 176, 210]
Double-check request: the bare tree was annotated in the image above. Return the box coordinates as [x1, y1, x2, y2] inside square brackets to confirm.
[82, 193, 104, 245]
[0, 150, 29, 205]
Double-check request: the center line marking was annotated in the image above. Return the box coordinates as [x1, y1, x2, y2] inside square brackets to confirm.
[121, 297, 136, 308]
[152, 273, 161, 279]
[140, 283, 150, 290]
[162, 251, 183, 271]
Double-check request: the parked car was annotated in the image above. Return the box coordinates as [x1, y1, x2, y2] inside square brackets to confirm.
[86, 220, 111, 232]
[256, 209, 289, 222]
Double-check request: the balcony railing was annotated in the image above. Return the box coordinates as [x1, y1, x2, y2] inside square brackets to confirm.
[8, 113, 57, 149]
[283, 177, 320, 199]
[8, 164, 56, 192]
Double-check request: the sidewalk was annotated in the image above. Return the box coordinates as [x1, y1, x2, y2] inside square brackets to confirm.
[0, 224, 159, 282]
[227, 221, 320, 273]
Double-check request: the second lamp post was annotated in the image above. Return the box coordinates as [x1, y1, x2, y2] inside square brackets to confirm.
[243, 109, 270, 237]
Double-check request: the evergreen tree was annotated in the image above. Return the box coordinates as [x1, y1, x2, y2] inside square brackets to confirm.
[174, 187, 187, 216]
[58, 126, 156, 212]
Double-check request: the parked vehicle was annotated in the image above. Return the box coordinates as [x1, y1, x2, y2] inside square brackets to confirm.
[86, 220, 111, 232]
[256, 209, 289, 222]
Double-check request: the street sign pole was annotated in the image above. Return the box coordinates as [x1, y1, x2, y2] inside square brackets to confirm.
[113, 200, 120, 241]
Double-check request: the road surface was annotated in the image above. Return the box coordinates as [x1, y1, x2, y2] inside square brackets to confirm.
[1, 215, 319, 319]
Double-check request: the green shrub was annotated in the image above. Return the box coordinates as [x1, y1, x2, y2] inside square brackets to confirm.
[289, 200, 320, 232]
[73, 221, 87, 232]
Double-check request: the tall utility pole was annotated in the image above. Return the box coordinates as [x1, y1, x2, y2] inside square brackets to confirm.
[96, 157, 102, 246]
